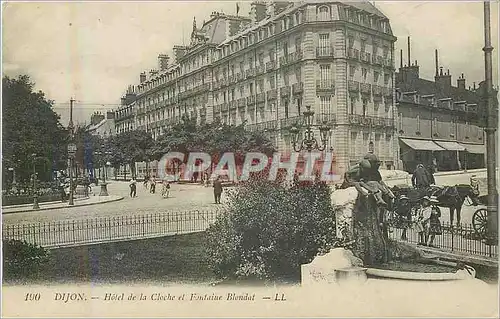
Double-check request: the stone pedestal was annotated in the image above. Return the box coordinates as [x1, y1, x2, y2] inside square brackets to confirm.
[335, 266, 368, 286]
[301, 248, 363, 286]
[99, 183, 109, 196]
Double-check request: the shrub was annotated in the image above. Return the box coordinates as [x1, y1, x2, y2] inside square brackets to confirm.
[205, 177, 337, 280]
[2, 239, 50, 279]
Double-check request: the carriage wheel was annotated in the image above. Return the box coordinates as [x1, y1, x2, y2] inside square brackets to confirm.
[472, 208, 488, 237]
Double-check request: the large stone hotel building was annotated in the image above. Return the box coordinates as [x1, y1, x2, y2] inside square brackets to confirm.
[115, 0, 399, 178]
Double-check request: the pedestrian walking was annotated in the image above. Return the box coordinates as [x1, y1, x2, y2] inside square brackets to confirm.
[213, 176, 223, 204]
[129, 178, 137, 198]
[161, 181, 171, 198]
[150, 177, 156, 194]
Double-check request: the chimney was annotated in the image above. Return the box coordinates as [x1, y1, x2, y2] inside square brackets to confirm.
[435, 65, 452, 97]
[173, 45, 188, 63]
[121, 97, 127, 106]
[266, 1, 276, 17]
[158, 54, 170, 70]
[435, 49, 439, 77]
[140, 72, 147, 83]
[457, 73, 466, 90]
[400, 49, 403, 70]
[149, 69, 158, 78]
[407, 36, 411, 67]
[251, 1, 267, 23]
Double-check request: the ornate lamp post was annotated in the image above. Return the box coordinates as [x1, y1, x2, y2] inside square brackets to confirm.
[289, 105, 331, 152]
[98, 144, 111, 196]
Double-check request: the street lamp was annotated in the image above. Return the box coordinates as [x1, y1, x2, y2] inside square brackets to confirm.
[31, 153, 40, 210]
[98, 145, 111, 196]
[289, 105, 331, 152]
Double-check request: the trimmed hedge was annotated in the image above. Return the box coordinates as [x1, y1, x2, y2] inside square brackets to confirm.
[205, 178, 337, 280]
[2, 193, 62, 206]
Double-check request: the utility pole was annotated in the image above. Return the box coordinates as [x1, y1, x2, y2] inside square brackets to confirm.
[482, 1, 498, 243]
[68, 97, 76, 206]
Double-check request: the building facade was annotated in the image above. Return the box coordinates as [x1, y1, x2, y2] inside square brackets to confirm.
[87, 111, 115, 137]
[115, 0, 398, 178]
[395, 47, 487, 173]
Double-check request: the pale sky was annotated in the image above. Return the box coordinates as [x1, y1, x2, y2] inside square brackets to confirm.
[2, 1, 499, 125]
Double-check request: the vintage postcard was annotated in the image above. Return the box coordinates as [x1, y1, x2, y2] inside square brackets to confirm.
[1, 0, 499, 317]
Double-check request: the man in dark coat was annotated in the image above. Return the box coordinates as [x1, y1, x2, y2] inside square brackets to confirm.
[213, 176, 223, 204]
[412, 164, 432, 189]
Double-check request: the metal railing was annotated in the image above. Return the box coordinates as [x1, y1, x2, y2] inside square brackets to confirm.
[389, 221, 498, 258]
[2, 210, 221, 249]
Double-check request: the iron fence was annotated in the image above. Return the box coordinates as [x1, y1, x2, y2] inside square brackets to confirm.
[2, 210, 221, 249]
[389, 221, 498, 258]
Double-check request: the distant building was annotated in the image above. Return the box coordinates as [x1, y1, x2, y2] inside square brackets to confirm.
[87, 111, 115, 137]
[395, 41, 487, 173]
[115, 0, 398, 179]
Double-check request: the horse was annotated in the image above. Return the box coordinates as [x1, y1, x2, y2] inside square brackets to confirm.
[427, 184, 481, 227]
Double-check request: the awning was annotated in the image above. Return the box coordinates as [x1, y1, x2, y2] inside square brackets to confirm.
[434, 141, 467, 151]
[459, 143, 486, 154]
[400, 138, 445, 151]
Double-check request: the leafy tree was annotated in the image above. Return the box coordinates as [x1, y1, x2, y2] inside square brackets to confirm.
[108, 130, 156, 178]
[152, 117, 276, 169]
[2, 75, 68, 183]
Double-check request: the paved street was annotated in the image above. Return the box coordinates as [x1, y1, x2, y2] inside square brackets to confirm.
[2, 182, 230, 225]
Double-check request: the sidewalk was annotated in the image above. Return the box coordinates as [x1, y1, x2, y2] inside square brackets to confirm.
[2, 195, 124, 214]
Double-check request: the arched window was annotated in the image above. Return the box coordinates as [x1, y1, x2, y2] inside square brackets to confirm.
[318, 6, 330, 21]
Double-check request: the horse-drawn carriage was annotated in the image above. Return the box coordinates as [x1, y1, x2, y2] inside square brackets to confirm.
[389, 181, 487, 237]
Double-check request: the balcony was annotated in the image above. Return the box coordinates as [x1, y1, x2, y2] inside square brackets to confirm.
[360, 83, 372, 95]
[316, 80, 335, 93]
[316, 46, 334, 58]
[266, 60, 277, 72]
[221, 103, 229, 112]
[292, 82, 304, 95]
[236, 73, 243, 82]
[280, 116, 304, 129]
[229, 100, 237, 110]
[383, 58, 394, 69]
[256, 64, 265, 75]
[257, 120, 279, 131]
[315, 113, 336, 125]
[347, 48, 360, 60]
[246, 95, 256, 105]
[256, 92, 266, 103]
[453, 102, 467, 112]
[360, 52, 372, 64]
[288, 51, 303, 63]
[348, 114, 395, 128]
[246, 69, 256, 79]
[372, 85, 383, 96]
[467, 104, 478, 113]
[373, 55, 384, 66]
[237, 98, 246, 109]
[280, 86, 291, 98]
[267, 89, 277, 100]
[348, 80, 360, 92]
